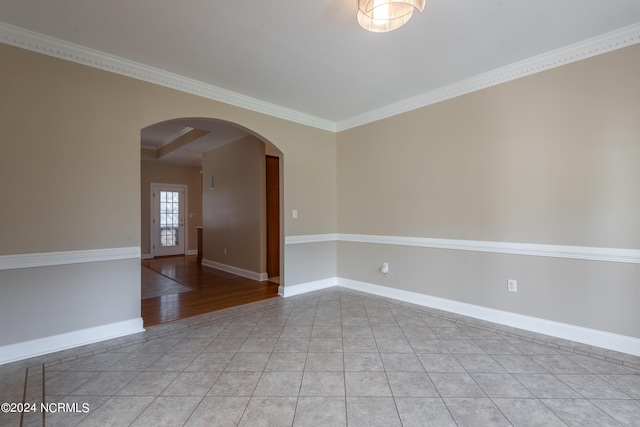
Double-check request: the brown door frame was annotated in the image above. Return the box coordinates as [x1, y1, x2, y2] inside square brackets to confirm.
[266, 155, 280, 278]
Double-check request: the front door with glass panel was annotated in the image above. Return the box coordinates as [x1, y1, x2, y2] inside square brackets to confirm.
[151, 184, 186, 257]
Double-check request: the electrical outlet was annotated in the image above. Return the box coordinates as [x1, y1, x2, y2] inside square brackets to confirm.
[224, 248, 228, 255]
[508, 279, 517, 292]
[381, 262, 389, 274]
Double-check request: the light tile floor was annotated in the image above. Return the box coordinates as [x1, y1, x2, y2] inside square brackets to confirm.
[1, 288, 640, 426]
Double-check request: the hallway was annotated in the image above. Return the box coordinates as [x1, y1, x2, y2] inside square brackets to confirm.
[141, 256, 279, 327]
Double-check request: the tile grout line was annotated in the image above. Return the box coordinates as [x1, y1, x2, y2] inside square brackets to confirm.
[19, 366, 27, 427]
[40, 365, 45, 427]
[18, 288, 640, 426]
[62, 287, 640, 371]
[19, 288, 640, 426]
[33, 288, 640, 372]
[339, 288, 640, 370]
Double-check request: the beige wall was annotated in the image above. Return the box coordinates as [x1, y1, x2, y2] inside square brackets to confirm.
[337, 243, 640, 338]
[2, 35, 637, 357]
[140, 160, 203, 256]
[0, 42, 337, 351]
[0, 43, 337, 257]
[1, 46, 142, 255]
[201, 135, 266, 274]
[336, 44, 640, 338]
[338, 45, 640, 248]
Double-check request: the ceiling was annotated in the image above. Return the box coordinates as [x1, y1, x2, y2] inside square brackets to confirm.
[140, 118, 253, 166]
[2, 0, 640, 165]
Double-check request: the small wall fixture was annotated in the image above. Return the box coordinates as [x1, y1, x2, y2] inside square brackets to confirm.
[357, 0, 425, 32]
[210, 176, 215, 189]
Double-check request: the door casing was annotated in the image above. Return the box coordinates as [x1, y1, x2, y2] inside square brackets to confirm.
[150, 183, 188, 257]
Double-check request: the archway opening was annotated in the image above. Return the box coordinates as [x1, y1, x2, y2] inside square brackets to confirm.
[140, 117, 284, 326]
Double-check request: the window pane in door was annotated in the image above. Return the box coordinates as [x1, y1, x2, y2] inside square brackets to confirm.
[159, 191, 179, 247]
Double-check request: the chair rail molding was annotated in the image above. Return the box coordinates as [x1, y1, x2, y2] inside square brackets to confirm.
[0, 247, 141, 270]
[285, 233, 640, 264]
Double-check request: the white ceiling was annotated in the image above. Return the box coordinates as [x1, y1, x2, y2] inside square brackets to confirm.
[2, 0, 640, 164]
[141, 118, 252, 166]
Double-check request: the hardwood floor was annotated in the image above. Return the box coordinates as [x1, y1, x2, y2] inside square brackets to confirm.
[141, 255, 280, 327]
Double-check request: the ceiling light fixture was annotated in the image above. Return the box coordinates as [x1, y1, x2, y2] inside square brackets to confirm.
[357, 0, 425, 32]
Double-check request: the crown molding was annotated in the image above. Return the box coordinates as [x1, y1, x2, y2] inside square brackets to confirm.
[336, 22, 640, 131]
[0, 21, 336, 132]
[2, 21, 639, 133]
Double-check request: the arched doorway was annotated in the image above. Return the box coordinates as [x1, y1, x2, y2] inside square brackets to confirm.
[140, 117, 283, 325]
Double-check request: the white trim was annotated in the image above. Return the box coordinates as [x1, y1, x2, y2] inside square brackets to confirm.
[285, 234, 338, 245]
[336, 22, 640, 131]
[339, 234, 640, 264]
[0, 247, 141, 271]
[1, 21, 638, 132]
[278, 277, 640, 356]
[284, 233, 640, 264]
[278, 277, 337, 297]
[336, 278, 640, 357]
[201, 258, 268, 281]
[0, 22, 336, 133]
[143, 251, 197, 259]
[0, 317, 145, 365]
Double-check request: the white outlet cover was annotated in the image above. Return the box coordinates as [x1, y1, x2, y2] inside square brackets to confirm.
[508, 279, 517, 292]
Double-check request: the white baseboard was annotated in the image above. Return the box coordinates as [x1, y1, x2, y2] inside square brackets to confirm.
[278, 277, 337, 297]
[201, 259, 268, 281]
[280, 277, 640, 357]
[0, 317, 145, 365]
[142, 250, 197, 259]
[337, 278, 640, 357]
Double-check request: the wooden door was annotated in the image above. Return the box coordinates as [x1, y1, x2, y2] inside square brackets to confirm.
[266, 156, 280, 278]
